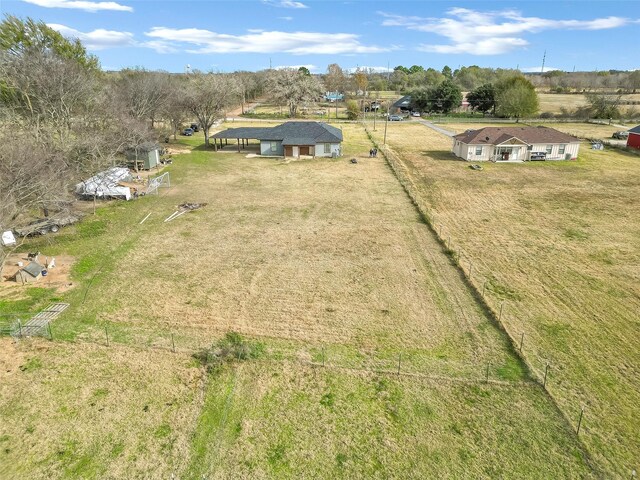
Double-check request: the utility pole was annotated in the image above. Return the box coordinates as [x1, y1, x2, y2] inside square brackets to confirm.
[383, 104, 389, 144]
[541, 50, 546, 74]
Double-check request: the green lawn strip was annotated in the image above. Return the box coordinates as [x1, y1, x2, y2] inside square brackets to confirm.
[185, 361, 595, 479]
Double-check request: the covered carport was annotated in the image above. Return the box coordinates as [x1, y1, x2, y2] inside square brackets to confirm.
[211, 127, 272, 152]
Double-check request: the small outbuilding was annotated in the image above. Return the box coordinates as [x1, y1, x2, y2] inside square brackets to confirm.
[390, 95, 413, 115]
[626, 125, 640, 149]
[126, 142, 161, 170]
[15, 261, 43, 284]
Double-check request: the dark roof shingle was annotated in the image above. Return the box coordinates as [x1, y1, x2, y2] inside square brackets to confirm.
[453, 126, 578, 145]
[212, 122, 342, 145]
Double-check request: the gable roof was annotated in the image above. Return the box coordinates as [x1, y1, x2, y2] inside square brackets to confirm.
[212, 121, 342, 145]
[453, 126, 578, 145]
[392, 95, 412, 109]
[628, 125, 640, 134]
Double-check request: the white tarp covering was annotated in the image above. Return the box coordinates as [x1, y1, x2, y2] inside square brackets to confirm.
[1, 230, 16, 246]
[75, 167, 133, 200]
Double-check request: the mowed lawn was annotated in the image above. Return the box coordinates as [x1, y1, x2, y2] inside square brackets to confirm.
[0, 338, 203, 479]
[537, 92, 640, 116]
[369, 121, 640, 477]
[0, 122, 596, 478]
[58, 122, 524, 378]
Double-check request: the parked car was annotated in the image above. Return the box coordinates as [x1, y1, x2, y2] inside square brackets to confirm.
[388, 115, 403, 121]
[190, 123, 199, 132]
[14, 213, 81, 237]
[411, 111, 421, 117]
[529, 152, 547, 161]
[182, 128, 194, 136]
[612, 131, 629, 139]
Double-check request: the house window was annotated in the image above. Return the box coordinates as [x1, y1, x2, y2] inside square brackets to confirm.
[475, 146, 483, 155]
[324, 143, 331, 154]
[270, 141, 278, 153]
[546, 145, 553, 154]
[559, 144, 566, 155]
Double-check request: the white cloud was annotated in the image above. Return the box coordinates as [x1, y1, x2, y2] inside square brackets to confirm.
[24, 0, 132, 12]
[279, 16, 293, 21]
[144, 27, 389, 55]
[47, 23, 135, 49]
[380, 9, 634, 55]
[262, 0, 308, 9]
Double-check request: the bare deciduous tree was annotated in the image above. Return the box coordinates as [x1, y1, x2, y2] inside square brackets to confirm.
[0, 50, 96, 146]
[183, 72, 239, 147]
[324, 63, 347, 94]
[268, 68, 323, 118]
[113, 68, 172, 127]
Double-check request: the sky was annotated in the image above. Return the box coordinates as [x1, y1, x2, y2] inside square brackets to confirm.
[2, 0, 639, 73]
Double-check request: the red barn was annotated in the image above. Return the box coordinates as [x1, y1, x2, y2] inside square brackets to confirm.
[627, 125, 640, 149]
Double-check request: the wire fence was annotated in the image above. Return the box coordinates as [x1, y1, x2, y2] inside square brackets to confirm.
[5, 319, 536, 389]
[361, 124, 601, 442]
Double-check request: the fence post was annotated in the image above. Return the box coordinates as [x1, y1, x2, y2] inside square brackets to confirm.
[576, 406, 585, 435]
[105, 326, 109, 347]
[322, 346, 325, 367]
[486, 363, 490, 383]
[18, 319, 23, 338]
[171, 334, 176, 353]
[397, 353, 401, 375]
[520, 332, 525, 352]
[499, 301, 505, 322]
[482, 281, 486, 297]
[543, 363, 550, 388]
[47, 322, 53, 340]
[468, 262, 473, 280]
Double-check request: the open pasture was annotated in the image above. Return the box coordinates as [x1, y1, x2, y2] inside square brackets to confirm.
[0, 121, 599, 478]
[368, 121, 640, 477]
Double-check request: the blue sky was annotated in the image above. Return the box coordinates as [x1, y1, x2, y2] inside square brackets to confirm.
[2, 0, 638, 73]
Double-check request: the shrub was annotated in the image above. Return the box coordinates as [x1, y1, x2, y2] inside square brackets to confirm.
[193, 331, 264, 373]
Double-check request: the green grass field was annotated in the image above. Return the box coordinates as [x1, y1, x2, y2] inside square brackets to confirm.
[368, 121, 640, 477]
[0, 121, 599, 478]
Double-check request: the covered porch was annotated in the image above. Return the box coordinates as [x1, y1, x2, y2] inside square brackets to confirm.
[492, 137, 528, 162]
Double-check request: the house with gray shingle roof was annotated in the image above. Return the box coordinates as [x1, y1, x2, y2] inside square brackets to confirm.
[212, 121, 343, 158]
[452, 126, 580, 162]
